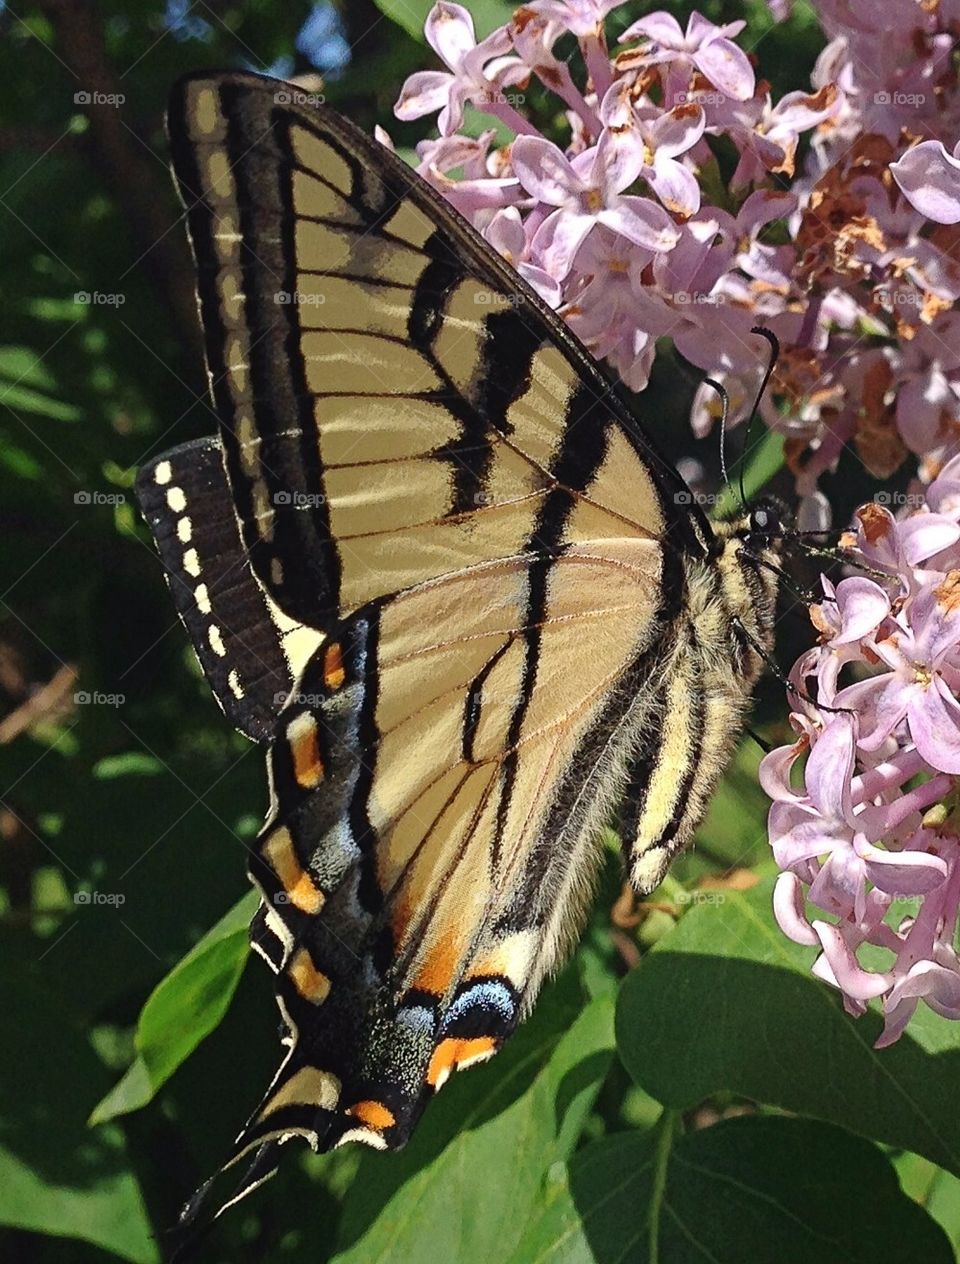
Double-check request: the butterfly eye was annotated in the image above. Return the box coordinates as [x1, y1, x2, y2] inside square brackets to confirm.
[748, 498, 789, 541]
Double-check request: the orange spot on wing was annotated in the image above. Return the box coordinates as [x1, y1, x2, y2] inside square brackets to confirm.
[288, 947, 331, 1003]
[324, 642, 345, 689]
[412, 931, 461, 995]
[291, 722, 324, 789]
[346, 1099, 396, 1130]
[427, 1036, 497, 1087]
[263, 827, 326, 914]
[289, 871, 325, 915]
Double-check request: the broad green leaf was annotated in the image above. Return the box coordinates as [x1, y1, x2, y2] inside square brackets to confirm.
[512, 1115, 953, 1264]
[894, 1151, 960, 1250]
[617, 879, 960, 1176]
[332, 977, 615, 1264]
[0, 967, 157, 1263]
[90, 891, 258, 1124]
[372, 0, 516, 42]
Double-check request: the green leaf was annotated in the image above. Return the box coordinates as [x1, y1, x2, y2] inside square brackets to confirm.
[332, 976, 615, 1264]
[894, 1151, 960, 1250]
[90, 891, 257, 1124]
[512, 1115, 953, 1264]
[371, 0, 516, 42]
[616, 879, 960, 1177]
[0, 344, 82, 421]
[0, 966, 157, 1262]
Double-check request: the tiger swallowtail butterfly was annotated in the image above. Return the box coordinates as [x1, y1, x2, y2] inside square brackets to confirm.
[136, 70, 783, 1240]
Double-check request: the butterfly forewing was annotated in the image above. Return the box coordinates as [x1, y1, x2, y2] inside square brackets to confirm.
[166, 73, 711, 630]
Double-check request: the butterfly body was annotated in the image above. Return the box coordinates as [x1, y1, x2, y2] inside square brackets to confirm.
[136, 71, 780, 1230]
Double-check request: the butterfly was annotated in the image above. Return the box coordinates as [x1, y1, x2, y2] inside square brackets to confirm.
[136, 70, 784, 1234]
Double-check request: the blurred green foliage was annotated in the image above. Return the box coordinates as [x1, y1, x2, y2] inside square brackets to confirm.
[1, 3, 958, 1262]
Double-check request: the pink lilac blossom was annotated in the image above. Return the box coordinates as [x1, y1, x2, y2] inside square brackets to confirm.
[386, 2, 960, 1044]
[763, 484, 960, 1045]
[388, 0, 960, 501]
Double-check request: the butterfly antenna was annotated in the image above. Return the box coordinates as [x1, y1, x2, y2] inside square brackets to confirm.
[703, 376, 735, 509]
[738, 326, 781, 509]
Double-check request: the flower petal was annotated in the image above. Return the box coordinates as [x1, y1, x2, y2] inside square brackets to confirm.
[812, 921, 891, 1000]
[907, 675, 960, 775]
[425, 1, 477, 70]
[834, 674, 912, 753]
[854, 839, 948, 897]
[510, 135, 586, 206]
[805, 713, 857, 822]
[598, 196, 680, 253]
[650, 103, 706, 159]
[692, 39, 755, 101]
[773, 872, 820, 945]
[891, 140, 960, 225]
[759, 737, 807, 802]
[619, 11, 685, 45]
[648, 153, 702, 216]
[832, 576, 891, 645]
[394, 70, 455, 121]
[531, 208, 595, 280]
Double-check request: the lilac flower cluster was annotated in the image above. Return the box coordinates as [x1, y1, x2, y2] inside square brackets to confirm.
[387, 3, 960, 1044]
[764, 473, 960, 1045]
[388, 1, 960, 506]
[389, 1, 836, 397]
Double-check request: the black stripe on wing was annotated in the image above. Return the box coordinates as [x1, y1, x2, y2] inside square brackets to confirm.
[165, 71, 716, 635]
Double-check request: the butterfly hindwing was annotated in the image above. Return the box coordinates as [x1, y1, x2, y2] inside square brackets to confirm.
[227, 538, 670, 1172]
[136, 438, 321, 740]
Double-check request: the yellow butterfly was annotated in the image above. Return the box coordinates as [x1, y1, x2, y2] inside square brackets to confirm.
[137, 70, 782, 1229]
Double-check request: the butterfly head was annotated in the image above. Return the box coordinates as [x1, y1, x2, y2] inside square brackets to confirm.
[741, 495, 792, 550]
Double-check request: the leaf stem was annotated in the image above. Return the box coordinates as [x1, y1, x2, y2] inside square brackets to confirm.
[647, 1107, 680, 1264]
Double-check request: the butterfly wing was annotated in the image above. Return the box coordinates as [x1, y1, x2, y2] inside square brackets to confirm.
[157, 70, 719, 1228]
[136, 438, 321, 740]
[166, 71, 713, 630]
